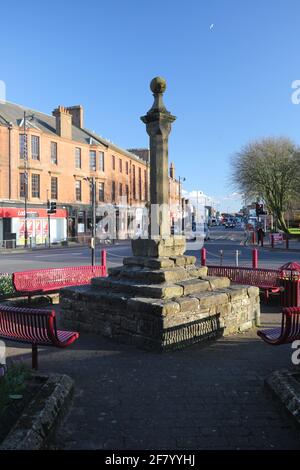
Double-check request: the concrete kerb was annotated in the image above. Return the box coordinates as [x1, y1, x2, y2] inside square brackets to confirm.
[265, 369, 300, 431]
[0, 373, 74, 450]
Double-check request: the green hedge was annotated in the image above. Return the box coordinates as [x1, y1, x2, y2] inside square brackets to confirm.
[0, 274, 16, 297]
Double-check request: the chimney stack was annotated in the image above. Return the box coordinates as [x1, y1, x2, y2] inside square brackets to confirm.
[66, 105, 84, 128]
[52, 106, 72, 139]
[170, 161, 175, 179]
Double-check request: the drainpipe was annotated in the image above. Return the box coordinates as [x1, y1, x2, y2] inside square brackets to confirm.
[8, 122, 13, 199]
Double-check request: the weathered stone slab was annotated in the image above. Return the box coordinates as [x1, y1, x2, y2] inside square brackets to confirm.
[175, 278, 210, 295]
[193, 291, 229, 307]
[174, 296, 199, 312]
[131, 237, 186, 257]
[127, 297, 181, 316]
[120, 266, 188, 283]
[123, 256, 175, 269]
[201, 276, 231, 290]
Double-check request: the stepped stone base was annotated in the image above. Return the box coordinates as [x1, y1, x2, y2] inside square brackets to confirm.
[60, 250, 261, 351]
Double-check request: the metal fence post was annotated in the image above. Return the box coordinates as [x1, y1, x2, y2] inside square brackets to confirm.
[201, 248, 206, 266]
[252, 249, 258, 269]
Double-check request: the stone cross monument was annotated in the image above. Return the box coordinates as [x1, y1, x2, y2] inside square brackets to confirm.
[132, 77, 185, 258]
[60, 77, 260, 352]
[141, 77, 176, 239]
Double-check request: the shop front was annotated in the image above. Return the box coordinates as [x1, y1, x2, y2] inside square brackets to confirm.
[0, 207, 67, 246]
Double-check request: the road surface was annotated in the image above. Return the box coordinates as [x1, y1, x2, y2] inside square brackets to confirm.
[1, 226, 300, 272]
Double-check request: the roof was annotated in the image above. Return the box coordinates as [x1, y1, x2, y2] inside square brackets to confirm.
[0, 100, 146, 164]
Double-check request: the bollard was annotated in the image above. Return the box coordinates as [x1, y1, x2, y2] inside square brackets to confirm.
[235, 250, 239, 267]
[271, 234, 274, 249]
[101, 249, 107, 276]
[252, 249, 258, 269]
[220, 250, 223, 266]
[201, 248, 206, 266]
[286, 234, 289, 250]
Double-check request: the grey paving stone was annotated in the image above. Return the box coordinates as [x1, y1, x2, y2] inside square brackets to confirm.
[5, 304, 300, 450]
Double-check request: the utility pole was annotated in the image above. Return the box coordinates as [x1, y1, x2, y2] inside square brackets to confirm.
[84, 177, 97, 265]
[23, 111, 29, 248]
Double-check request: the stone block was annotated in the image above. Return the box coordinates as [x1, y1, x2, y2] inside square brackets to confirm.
[131, 237, 186, 257]
[202, 276, 231, 290]
[194, 291, 229, 308]
[247, 286, 260, 298]
[176, 279, 210, 295]
[239, 320, 254, 332]
[184, 255, 197, 265]
[145, 258, 175, 269]
[174, 296, 199, 312]
[169, 256, 186, 267]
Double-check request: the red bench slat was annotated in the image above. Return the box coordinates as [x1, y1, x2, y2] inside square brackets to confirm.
[0, 305, 79, 369]
[13, 265, 106, 295]
[257, 307, 300, 345]
[207, 265, 280, 301]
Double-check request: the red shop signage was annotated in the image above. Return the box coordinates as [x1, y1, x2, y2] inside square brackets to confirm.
[0, 207, 67, 218]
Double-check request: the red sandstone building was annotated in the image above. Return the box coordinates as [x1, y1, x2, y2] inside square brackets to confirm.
[0, 101, 180, 245]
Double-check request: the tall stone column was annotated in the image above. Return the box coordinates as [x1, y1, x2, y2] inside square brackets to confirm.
[141, 77, 176, 239]
[132, 77, 185, 258]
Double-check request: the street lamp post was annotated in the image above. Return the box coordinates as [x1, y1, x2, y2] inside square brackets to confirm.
[84, 177, 96, 266]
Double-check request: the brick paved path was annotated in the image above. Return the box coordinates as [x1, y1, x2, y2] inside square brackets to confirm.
[6, 305, 300, 449]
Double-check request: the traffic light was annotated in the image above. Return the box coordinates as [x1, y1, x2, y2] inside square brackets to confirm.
[256, 203, 264, 216]
[47, 201, 57, 214]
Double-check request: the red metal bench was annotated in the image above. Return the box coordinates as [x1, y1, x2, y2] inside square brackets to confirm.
[257, 307, 300, 345]
[207, 265, 281, 302]
[13, 264, 106, 301]
[0, 305, 79, 369]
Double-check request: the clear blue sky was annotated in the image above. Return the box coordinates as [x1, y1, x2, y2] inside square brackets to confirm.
[2, 0, 300, 212]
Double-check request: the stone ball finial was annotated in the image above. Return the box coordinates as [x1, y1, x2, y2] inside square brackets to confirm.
[150, 76, 167, 94]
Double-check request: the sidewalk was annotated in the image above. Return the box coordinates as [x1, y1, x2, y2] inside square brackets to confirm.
[0, 239, 131, 255]
[5, 305, 300, 450]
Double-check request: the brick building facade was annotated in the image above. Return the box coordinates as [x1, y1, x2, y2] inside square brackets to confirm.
[0, 101, 180, 245]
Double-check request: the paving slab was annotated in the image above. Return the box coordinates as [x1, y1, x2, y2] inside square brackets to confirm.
[4, 304, 300, 450]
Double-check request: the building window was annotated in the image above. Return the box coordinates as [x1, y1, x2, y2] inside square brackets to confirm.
[126, 161, 129, 175]
[132, 165, 136, 199]
[111, 181, 116, 202]
[90, 150, 96, 171]
[119, 183, 122, 198]
[20, 173, 26, 198]
[51, 176, 58, 199]
[126, 184, 129, 203]
[99, 182, 105, 202]
[51, 142, 57, 164]
[138, 167, 142, 200]
[119, 159, 122, 173]
[31, 135, 40, 160]
[31, 174, 40, 198]
[75, 180, 82, 201]
[112, 155, 115, 170]
[19, 134, 26, 159]
[75, 148, 81, 169]
[99, 151, 105, 171]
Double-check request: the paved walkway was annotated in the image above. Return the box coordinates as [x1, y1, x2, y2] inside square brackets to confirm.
[5, 305, 300, 450]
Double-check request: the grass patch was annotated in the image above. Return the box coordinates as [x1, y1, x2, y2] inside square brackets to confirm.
[0, 362, 30, 417]
[0, 274, 15, 297]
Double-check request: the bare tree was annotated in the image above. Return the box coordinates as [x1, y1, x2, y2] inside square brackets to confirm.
[231, 137, 300, 232]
